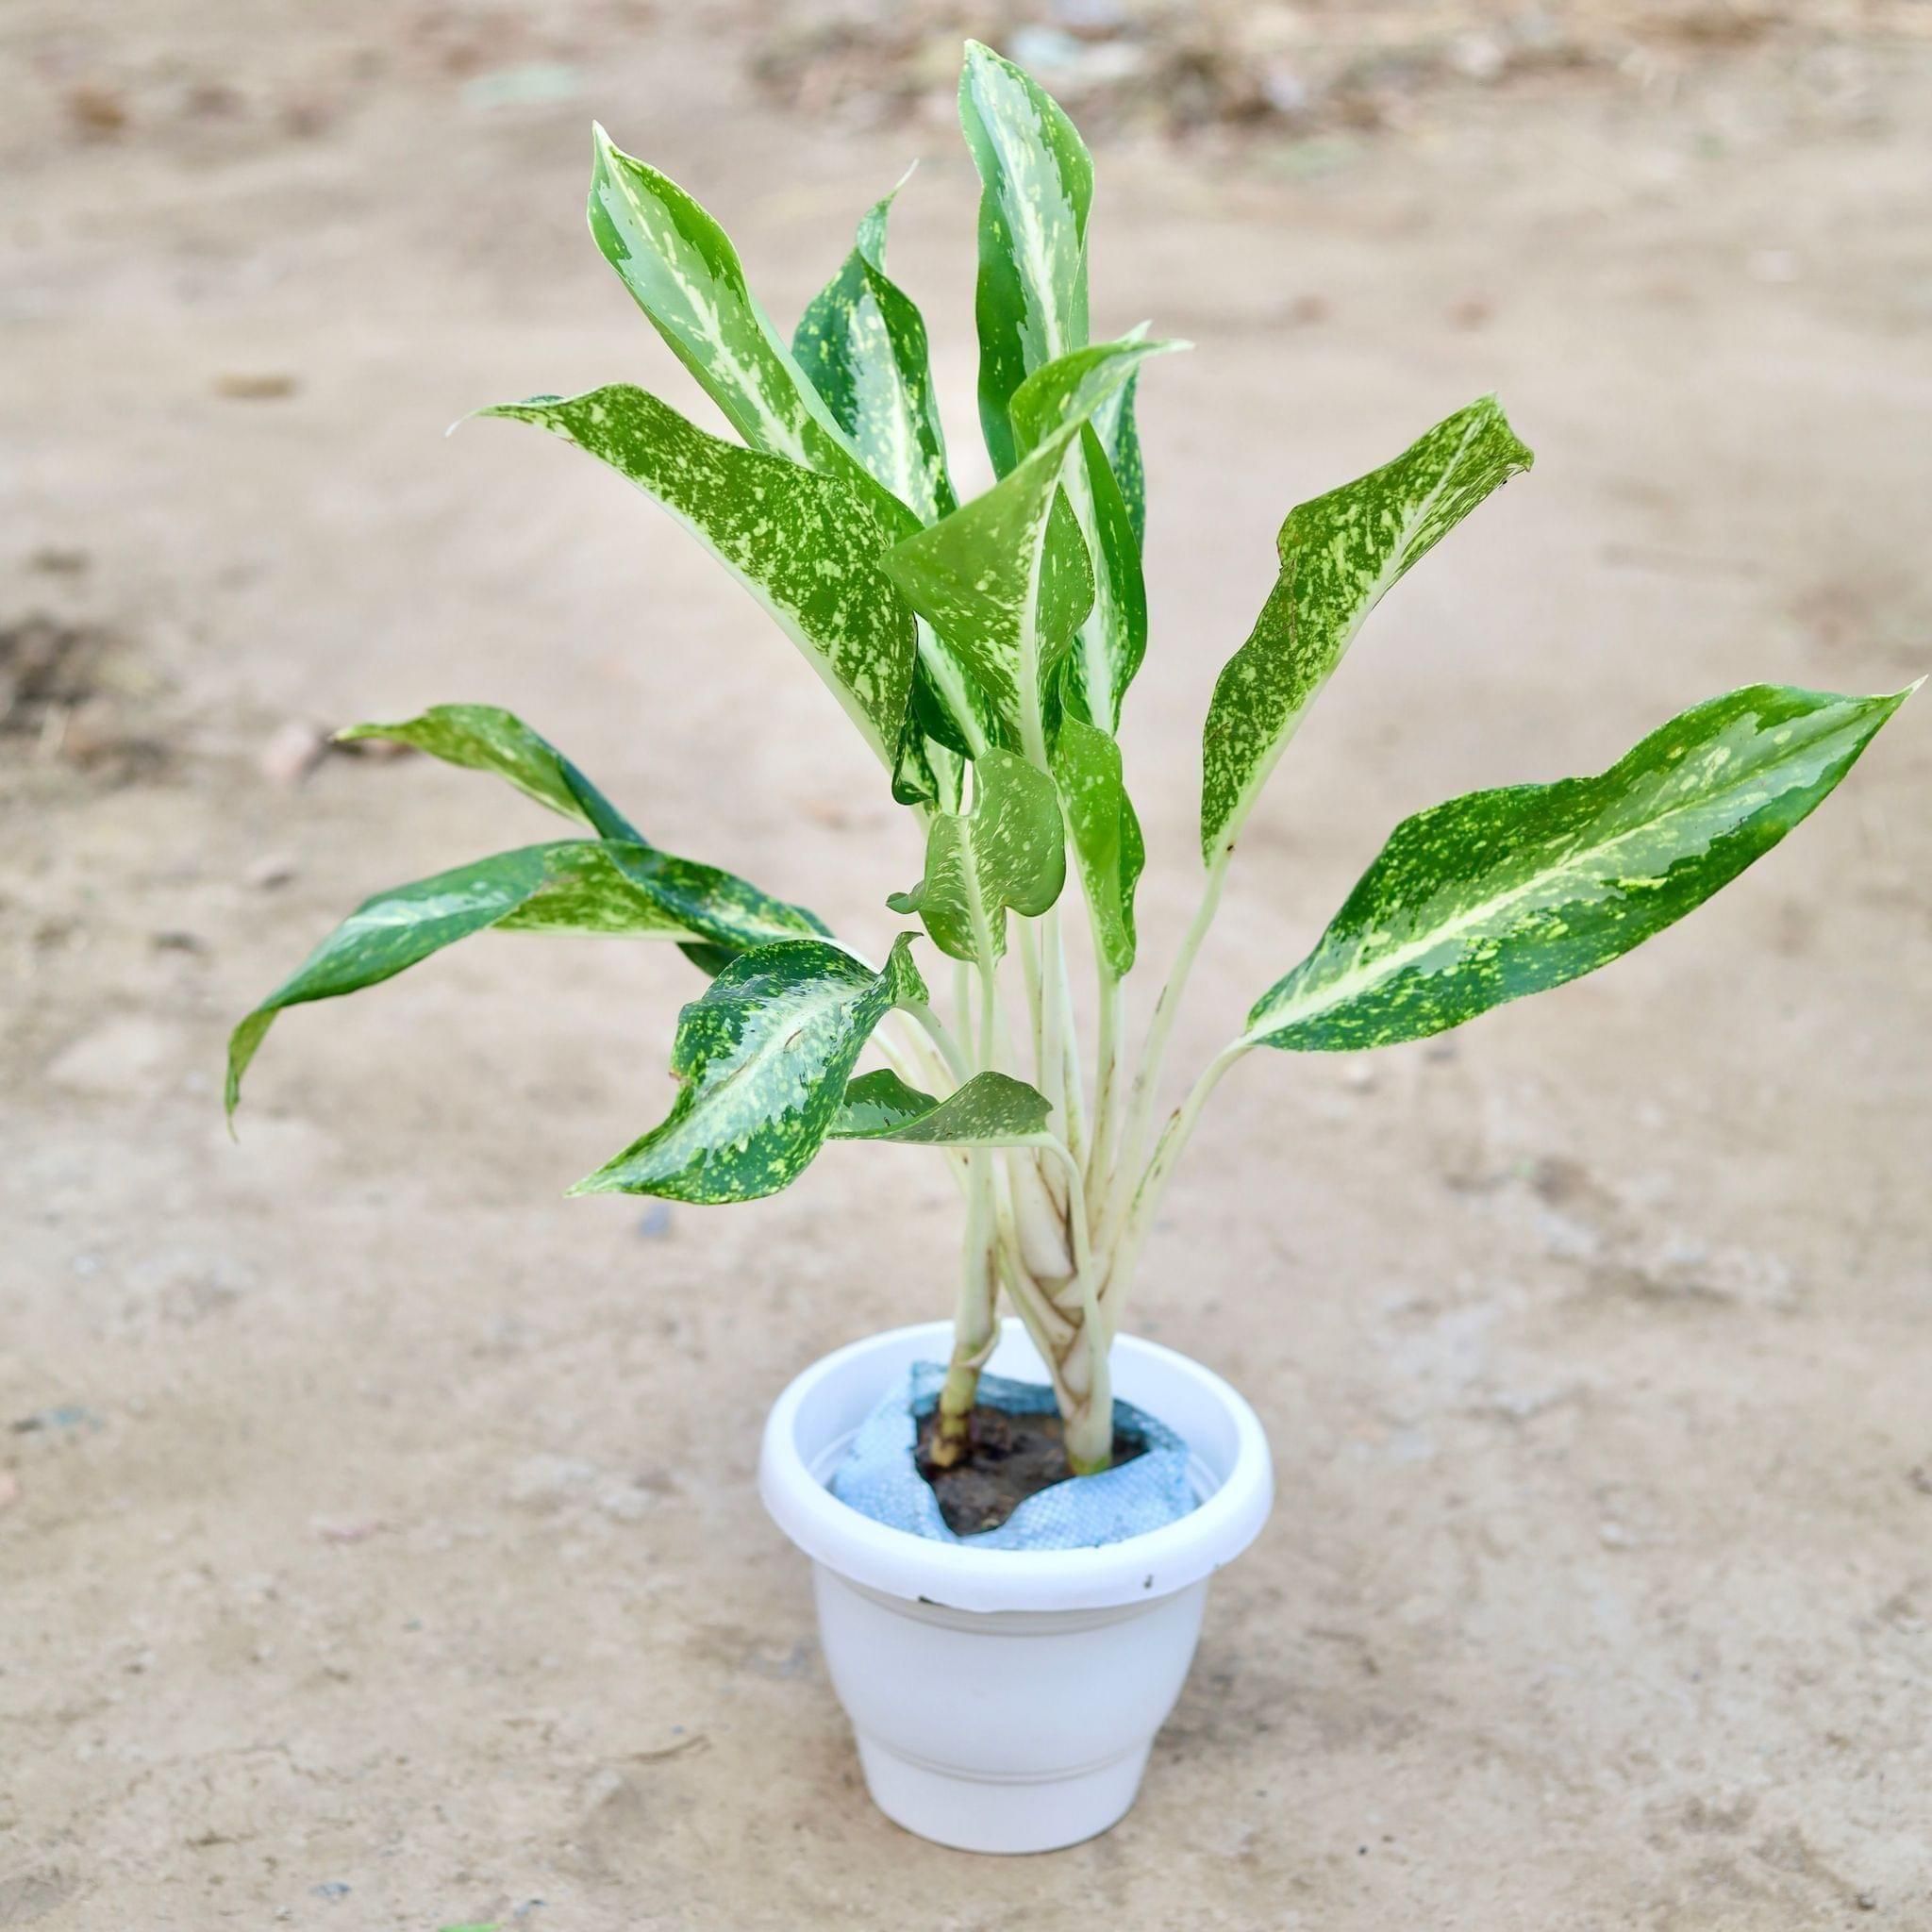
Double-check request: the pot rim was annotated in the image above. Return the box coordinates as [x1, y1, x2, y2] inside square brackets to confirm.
[759, 1318, 1274, 1613]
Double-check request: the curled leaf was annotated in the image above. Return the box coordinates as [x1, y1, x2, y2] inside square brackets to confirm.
[792, 175, 958, 528]
[337, 704, 638, 841]
[573, 935, 924, 1202]
[831, 1069, 1053, 1145]
[888, 750, 1065, 963]
[226, 841, 825, 1119]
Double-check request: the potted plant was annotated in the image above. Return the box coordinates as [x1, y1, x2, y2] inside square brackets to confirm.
[228, 42, 1914, 1855]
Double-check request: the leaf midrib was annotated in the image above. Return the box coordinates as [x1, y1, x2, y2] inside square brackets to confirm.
[1245, 705, 1852, 1041]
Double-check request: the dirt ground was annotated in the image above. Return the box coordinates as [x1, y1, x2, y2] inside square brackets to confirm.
[4, 3, 1930, 1926]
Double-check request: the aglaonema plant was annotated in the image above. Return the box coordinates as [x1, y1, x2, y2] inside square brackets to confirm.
[228, 42, 1914, 1481]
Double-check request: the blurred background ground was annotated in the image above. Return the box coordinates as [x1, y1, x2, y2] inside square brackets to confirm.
[2, 2, 1929, 1926]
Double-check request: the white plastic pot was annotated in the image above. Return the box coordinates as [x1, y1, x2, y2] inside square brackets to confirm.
[758, 1317, 1274, 1854]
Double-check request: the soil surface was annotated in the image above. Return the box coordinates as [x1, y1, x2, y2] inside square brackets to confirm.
[915, 1405, 1147, 1535]
[4, 3, 1931, 1928]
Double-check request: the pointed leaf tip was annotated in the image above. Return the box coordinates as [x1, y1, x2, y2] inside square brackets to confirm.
[1200, 394, 1534, 863]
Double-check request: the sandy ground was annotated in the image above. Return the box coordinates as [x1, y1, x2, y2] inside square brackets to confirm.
[4, 4, 1930, 1926]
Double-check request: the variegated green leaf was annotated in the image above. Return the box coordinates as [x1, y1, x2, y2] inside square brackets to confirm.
[792, 175, 957, 528]
[226, 840, 825, 1118]
[959, 40, 1092, 476]
[484, 386, 917, 771]
[830, 1068, 1053, 1144]
[888, 749, 1065, 964]
[788, 179, 1001, 783]
[1201, 396, 1534, 865]
[894, 613, 1011, 814]
[1053, 713, 1144, 978]
[891, 700, 968, 813]
[882, 339, 1176, 743]
[337, 703, 639, 841]
[1060, 424, 1147, 734]
[1244, 683, 1915, 1053]
[333, 700, 828, 977]
[958, 42, 1155, 731]
[1091, 354, 1146, 547]
[1020, 321, 1153, 736]
[588, 125, 912, 541]
[571, 935, 923, 1203]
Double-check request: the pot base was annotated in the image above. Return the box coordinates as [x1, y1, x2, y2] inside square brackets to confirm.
[856, 1735, 1151, 1855]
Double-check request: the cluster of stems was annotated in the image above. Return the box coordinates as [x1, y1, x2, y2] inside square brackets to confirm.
[875, 709, 1250, 1474]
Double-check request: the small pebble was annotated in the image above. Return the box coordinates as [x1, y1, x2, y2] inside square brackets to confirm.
[258, 720, 329, 787]
[215, 372, 300, 400]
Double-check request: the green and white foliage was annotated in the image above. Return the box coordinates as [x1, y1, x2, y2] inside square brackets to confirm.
[883, 339, 1176, 747]
[889, 750, 1066, 963]
[588, 125, 909, 539]
[1245, 684, 1911, 1052]
[573, 937, 927, 1203]
[485, 386, 917, 769]
[331, 701, 821, 976]
[792, 174, 957, 529]
[1053, 715, 1143, 979]
[225, 837, 824, 1119]
[832, 1068, 1053, 1145]
[338, 703, 640, 840]
[958, 40, 1092, 477]
[1200, 396, 1533, 865]
[231, 43, 1915, 1476]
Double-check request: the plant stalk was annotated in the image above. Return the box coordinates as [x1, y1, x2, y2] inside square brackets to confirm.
[1103, 1040, 1248, 1335]
[930, 1148, 999, 1470]
[1107, 847, 1233, 1244]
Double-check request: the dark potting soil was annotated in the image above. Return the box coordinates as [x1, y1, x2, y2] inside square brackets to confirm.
[914, 1403, 1147, 1537]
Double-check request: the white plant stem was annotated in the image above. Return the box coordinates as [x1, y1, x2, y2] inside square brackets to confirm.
[1104, 1040, 1248, 1335]
[1106, 847, 1232, 1245]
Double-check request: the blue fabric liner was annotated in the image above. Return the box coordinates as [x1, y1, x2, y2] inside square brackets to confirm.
[828, 1361, 1197, 1549]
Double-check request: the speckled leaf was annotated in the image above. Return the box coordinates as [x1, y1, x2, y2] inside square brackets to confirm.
[888, 749, 1066, 963]
[882, 340, 1174, 740]
[1201, 396, 1534, 865]
[1053, 713, 1144, 978]
[333, 701, 828, 976]
[779, 178, 1007, 783]
[336, 704, 640, 841]
[958, 40, 1092, 475]
[571, 935, 923, 1203]
[588, 126, 911, 540]
[830, 1069, 1053, 1145]
[891, 698, 968, 812]
[1038, 321, 1154, 734]
[898, 618, 1011, 808]
[1244, 683, 1915, 1052]
[792, 175, 957, 528]
[226, 840, 825, 1118]
[1060, 424, 1147, 734]
[485, 385, 916, 770]
[1091, 355, 1146, 547]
